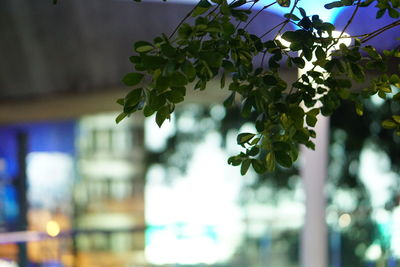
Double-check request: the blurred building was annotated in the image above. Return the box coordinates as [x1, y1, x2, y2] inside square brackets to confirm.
[0, 1, 400, 267]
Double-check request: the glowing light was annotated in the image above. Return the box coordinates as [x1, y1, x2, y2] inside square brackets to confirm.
[365, 243, 382, 261]
[338, 213, 351, 228]
[46, 220, 61, 237]
[330, 31, 352, 49]
[0, 259, 18, 267]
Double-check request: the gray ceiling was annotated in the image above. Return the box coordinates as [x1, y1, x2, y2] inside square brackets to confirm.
[0, 0, 398, 101]
[0, 0, 284, 100]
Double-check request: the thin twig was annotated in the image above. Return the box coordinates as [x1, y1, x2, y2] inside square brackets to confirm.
[169, 3, 199, 39]
[274, 0, 300, 39]
[243, 2, 276, 30]
[260, 19, 288, 38]
[338, 0, 361, 40]
[235, 0, 259, 30]
[361, 19, 400, 43]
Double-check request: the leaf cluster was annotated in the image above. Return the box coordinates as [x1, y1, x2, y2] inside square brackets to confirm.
[119, 0, 400, 175]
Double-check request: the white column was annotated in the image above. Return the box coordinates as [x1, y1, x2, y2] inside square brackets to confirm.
[300, 114, 329, 267]
[298, 31, 351, 267]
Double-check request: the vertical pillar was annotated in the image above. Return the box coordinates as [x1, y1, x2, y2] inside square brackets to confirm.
[298, 31, 351, 267]
[300, 115, 329, 267]
[16, 131, 29, 267]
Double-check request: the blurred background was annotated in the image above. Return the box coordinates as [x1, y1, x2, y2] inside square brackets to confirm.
[0, 0, 400, 267]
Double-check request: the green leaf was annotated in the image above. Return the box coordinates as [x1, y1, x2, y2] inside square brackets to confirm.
[263, 75, 278, 85]
[115, 112, 127, 124]
[284, 13, 300, 21]
[122, 73, 144, 86]
[315, 46, 325, 61]
[192, 0, 212, 16]
[324, 1, 343, 9]
[298, 7, 307, 17]
[306, 114, 317, 127]
[277, 0, 291, 7]
[124, 88, 143, 107]
[240, 159, 251, 175]
[237, 133, 256, 145]
[161, 43, 177, 57]
[223, 92, 236, 108]
[155, 76, 170, 93]
[247, 146, 260, 156]
[355, 102, 364, 116]
[155, 106, 170, 127]
[292, 57, 305, 68]
[275, 151, 293, 168]
[273, 141, 291, 152]
[143, 105, 155, 117]
[142, 55, 166, 70]
[148, 91, 166, 110]
[392, 115, 400, 124]
[350, 63, 365, 82]
[181, 61, 196, 81]
[228, 156, 242, 166]
[166, 90, 185, 103]
[251, 159, 265, 174]
[170, 72, 188, 87]
[116, 98, 124, 106]
[266, 152, 276, 172]
[197, 0, 212, 6]
[220, 72, 226, 88]
[389, 8, 399, 18]
[222, 60, 235, 72]
[376, 9, 386, 19]
[199, 51, 223, 68]
[134, 41, 154, 53]
[382, 119, 397, 129]
[230, 0, 246, 8]
[221, 4, 231, 15]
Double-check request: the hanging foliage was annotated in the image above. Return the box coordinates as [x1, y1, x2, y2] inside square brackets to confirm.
[118, 0, 400, 174]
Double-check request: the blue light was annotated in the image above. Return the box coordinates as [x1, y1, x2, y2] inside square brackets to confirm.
[263, 0, 346, 24]
[171, 0, 347, 24]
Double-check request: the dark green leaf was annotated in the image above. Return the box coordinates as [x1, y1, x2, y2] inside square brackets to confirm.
[266, 152, 275, 172]
[170, 72, 188, 87]
[237, 133, 256, 145]
[251, 159, 265, 174]
[134, 41, 154, 53]
[240, 159, 251, 175]
[277, 0, 291, 7]
[115, 112, 127, 124]
[143, 105, 155, 117]
[156, 76, 170, 92]
[155, 106, 170, 127]
[376, 9, 386, 19]
[228, 156, 242, 166]
[275, 151, 292, 168]
[223, 92, 236, 107]
[166, 90, 185, 103]
[122, 73, 144, 86]
[182, 61, 196, 81]
[324, 1, 343, 9]
[315, 46, 325, 61]
[382, 119, 397, 129]
[230, 0, 246, 8]
[124, 88, 143, 107]
[284, 13, 300, 21]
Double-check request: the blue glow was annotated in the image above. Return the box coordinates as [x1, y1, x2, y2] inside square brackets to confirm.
[172, 0, 346, 24]
[263, 0, 346, 23]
